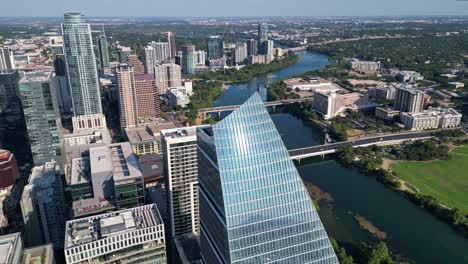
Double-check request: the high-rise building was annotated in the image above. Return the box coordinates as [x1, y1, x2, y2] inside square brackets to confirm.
[197, 93, 338, 264]
[62, 12, 103, 116]
[18, 71, 62, 165]
[145, 42, 171, 74]
[195, 50, 207, 65]
[161, 126, 206, 238]
[116, 65, 137, 129]
[167, 32, 176, 59]
[0, 149, 18, 189]
[154, 63, 182, 94]
[117, 64, 161, 129]
[208, 36, 224, 60]
[0, 70, 19, 113]
[97, 34, 110, 74]
[21, 161, 66, 249]
[116, 45, 133, 63]
[134, 74, 160, 123]
[0, 47, 15, 71]
[394, 86, 425, 113]
[234, 42, 248, 64]
[49, 36, 73, 116]
[246, 39, 258, 57]
[64, 204, 166, 264]
[127, 54, 145, 75]
[182, 45, 196, 75]
[258, 22, 269, 53]
[260, 39, 274, 57]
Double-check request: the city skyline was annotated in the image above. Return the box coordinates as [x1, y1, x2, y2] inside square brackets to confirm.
[1, 0, 467, 17]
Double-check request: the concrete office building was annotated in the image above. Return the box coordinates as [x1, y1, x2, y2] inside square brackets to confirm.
[70, 142, 145, 218]
[247, 39, 258, 57]
[49, 36, 73, 116]
[145, 42, 171, 74]
[234, 42, 248, 64]
[154, 63, 182, 94]
[18, 71, 62, 166]
[375, 86, 397, 100]
[161, 126, 206, 238]
[400, 107, 462, 131]
[182, 45, 196, 75]
[197, 93, 338, 264]
[64, 204, 166, 264]
[167, 32, 176, 59]
[62, 13, 102, 116]
[394, 70, 424, 83]
[394, 86, 425, 113]
[351, 60, 381, 73]
[97, 34, 110, 74]
[375, 107, 400, 121]
[208, 36, 224, 60]
[116, 64, 138, 129]
[127, 54, 145, 75]
[71, 113, 107, 131]
[125, 122, 177, 156]
[0, 47, 15, 71]
[21, 161, 66, 249]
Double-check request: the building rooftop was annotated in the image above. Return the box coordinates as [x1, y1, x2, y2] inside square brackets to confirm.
[125, 122, 177, 144]
[0, 233, 21, 264]
[23, 244, 54, 264]
[174, 233, 202, 264]
[19, 71, 53, 83]
[161, 126, 201, 140]
[65, 204, 162, 249]
[134, 74, 155, 81]
[22, 162, 58, 204]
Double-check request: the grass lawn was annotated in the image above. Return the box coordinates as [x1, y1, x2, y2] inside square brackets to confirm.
[392, 145, 468, 212]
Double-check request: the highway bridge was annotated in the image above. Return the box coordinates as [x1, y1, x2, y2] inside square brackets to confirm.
[288, 131, 435, 160]
[199, 97, 312, 115]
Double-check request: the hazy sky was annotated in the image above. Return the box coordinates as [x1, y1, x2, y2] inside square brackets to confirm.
[3, 0, 468, 17]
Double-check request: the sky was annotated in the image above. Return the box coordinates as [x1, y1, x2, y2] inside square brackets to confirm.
[2, 0, 468, 17]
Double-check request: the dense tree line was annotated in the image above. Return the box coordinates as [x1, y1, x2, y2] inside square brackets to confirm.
[199, 52, 299, 83]
[394, 140, 449, 161]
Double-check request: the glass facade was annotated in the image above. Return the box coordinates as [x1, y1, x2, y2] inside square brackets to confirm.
[198, 93, 338, 264]
[19, 72, 62, 166]
[62, 13, 102, 116]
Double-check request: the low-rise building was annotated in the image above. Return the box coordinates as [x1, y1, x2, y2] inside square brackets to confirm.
[312, 91, 372, 120]
[70, 142, 144, 218]
[400, 107, 462, 131]
[375, 107, 400, 121]
[23, 244, 55, 264]
[0, 233, 23, 264]
[64, 204, 166, 264]
[448, 82, 464, 89]
[282, 77, 337, 92]
[166, 87, 191, 108]
[393, 70, 424, 83]
[351, 60, 381, 73]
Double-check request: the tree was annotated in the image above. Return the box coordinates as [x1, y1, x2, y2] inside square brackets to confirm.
[337, 145, 355, 165]
[366, 242, 393, 264]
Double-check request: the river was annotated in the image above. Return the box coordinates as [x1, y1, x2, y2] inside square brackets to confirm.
[213, 51, 468, 263]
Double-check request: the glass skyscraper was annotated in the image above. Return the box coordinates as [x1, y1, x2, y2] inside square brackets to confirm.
[182, 45, 196, 75]
[97, 34, 110, 73]
[19, 72, 62, 166]
[208, 36, 225, 59]
[197, 93, 338, 264]
[62, 12, 102, 116]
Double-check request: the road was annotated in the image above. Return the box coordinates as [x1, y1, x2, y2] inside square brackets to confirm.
[288, 130, 435, 159]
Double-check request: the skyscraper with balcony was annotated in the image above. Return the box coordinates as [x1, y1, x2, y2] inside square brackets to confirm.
[62, 12, 102, 116]
[197, 93, 338, 264]
[394, 86, 425, 113]
[18, 71, 61, 166]
[246, 39, 258, 57]
[161, 127, 206, 238]
[208, 36, 225, 60]
[0, 47, 15, 71]
[182, 45, 196, 75]
[145, 42, 171, 74]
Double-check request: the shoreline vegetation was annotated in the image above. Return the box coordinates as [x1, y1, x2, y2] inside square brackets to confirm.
[333, 140, 468, 239]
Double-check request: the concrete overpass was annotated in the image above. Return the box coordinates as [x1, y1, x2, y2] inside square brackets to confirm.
[288, 131, 435, 160]
[199, 97, 312, 115]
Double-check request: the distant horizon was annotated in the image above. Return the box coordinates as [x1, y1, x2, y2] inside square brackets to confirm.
[1, 0, 467, 17]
